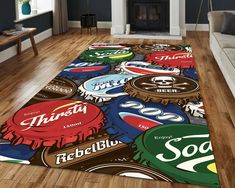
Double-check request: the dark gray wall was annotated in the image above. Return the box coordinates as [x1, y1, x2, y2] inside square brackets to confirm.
[67, 0, 235, 23]
[0, 0, 52, 32]
[0, 0, 16, 31]
[67, 0, 111, 21]
[0, 0, 52, 51]
[16, 12, 52, 34]
[186, 0, 235, 23]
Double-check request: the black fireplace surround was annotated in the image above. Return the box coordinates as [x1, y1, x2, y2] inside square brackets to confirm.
[128, 0, 169, 32]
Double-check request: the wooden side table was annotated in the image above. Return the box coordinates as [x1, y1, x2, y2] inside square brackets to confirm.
[0, 28, 38, 56]
[81, 14, 98, 35]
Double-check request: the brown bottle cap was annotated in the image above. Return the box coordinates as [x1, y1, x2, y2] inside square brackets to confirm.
[124, 75, 200, 105]
[40, 131, 131, 168]
[132, 44, 185, 54]
[85, 162, 173, 182]
[33, 77, 77, 101]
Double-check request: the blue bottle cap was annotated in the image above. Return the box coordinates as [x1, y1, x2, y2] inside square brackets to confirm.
[104, 96, 189, 143]
[183, 68, 198, 80]
[59, 59, 110, 79]
[116, 61, 180, 75]
[0, 140, 36, 164]
[89, 43, 130, 50]
[78, 74, 137, 103]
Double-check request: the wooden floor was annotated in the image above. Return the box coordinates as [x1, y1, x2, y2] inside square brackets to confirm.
[0, 29, 234, 188]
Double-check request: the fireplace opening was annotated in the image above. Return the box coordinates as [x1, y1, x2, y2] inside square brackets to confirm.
[128, 0, 169, 32]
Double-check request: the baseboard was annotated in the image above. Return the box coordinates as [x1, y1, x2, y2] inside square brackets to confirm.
[186, 24, 209, 31]
[0, 28, 52, 64]
[68, 21, 112, 29]
[181, 27, 187, 37]
[113, 34, 182, 40]
[69, 21, 209, 33]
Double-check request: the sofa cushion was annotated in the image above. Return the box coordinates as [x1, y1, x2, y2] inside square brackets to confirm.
[224, 48, 235, 68]
[213, 32, 235, 49]
[221, 12, 235, 35]
[219, 48, 235, 96]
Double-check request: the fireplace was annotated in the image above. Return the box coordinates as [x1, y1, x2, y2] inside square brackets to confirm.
[111, 0, 186, 37]
[128, 0, 169, 32]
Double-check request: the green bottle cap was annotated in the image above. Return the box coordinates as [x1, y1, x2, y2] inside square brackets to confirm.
[80, 48, 135, 63]
[132, 124, 220, 187]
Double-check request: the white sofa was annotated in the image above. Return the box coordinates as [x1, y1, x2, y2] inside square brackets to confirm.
[208, 11, 235, 97]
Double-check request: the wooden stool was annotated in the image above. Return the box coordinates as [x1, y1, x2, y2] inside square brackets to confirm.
[0, 28, 38, 56]
[81, 26, 98, 35]
[81, 14, 98, 35]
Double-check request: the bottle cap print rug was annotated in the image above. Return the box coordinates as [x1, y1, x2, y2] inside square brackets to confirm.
[0, 43, 220, 187]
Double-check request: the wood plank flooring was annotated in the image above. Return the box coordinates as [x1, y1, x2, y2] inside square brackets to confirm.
[0, 29, 234, 188]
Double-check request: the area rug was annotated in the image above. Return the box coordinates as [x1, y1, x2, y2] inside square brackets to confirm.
[0, 43, 220, 187]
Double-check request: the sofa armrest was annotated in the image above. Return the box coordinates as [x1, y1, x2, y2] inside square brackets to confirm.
[208, 11, 224, 33]
[208, 11, 235, 33]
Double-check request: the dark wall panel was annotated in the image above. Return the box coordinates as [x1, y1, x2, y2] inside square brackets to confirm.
[68, 0, 235, 23]
[17, 12, 53, 35]
[67, 0, 111, 21]
[186, 0, 235, 23]
[0, 0, 16, 31]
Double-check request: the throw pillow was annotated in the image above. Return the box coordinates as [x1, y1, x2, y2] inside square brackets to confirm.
[221, 12, 235, 35]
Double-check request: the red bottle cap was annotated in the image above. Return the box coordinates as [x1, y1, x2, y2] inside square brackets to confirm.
[1, 100, 105, 150]
[146, 51, 195, 68]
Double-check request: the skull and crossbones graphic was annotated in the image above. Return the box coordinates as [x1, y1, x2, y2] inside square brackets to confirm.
[141, 76, 189, 90]
[140, 44, 183, 52]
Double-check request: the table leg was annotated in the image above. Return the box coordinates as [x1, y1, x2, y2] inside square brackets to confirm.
[17, 38, 22, 55]
[89, 28, 92, 35]
[29, 33, 38, 55]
